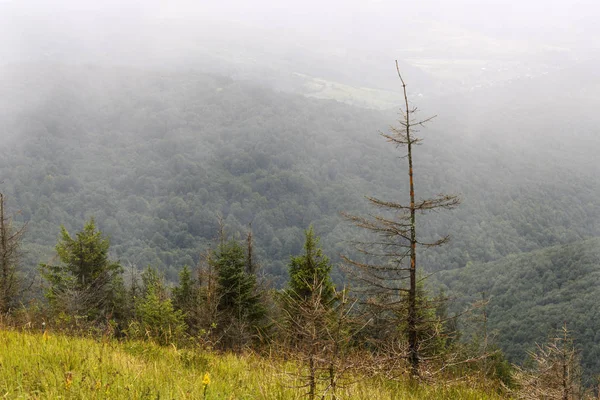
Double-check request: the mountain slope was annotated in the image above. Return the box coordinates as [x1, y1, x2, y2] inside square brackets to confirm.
[1, 64, 599, 284]
[437, 238, 600, 382]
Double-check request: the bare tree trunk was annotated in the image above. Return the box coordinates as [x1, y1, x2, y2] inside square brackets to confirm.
[308, 351, 316, 400]
[246, 229, 254, 274]
[399, 61, 419, 378]
[342, 61, 459, 381]
[0, 193, 7, 308]
[562, 323, 570, 400]
[482, 292, 489, 374]
[0, 193, 25, 313]
[217, 213, 225, 249]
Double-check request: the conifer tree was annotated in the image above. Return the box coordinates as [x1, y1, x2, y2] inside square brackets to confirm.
[343, 62, 459, 377]
[173, 265, 201, 334]
[287, 226, 335, 306]
[282, 226, 336, 349]
[127, 266, 186, 345]
[0, 193, 25, 314]
[516, 324, 583, 400]
[41, 218, 125, 324]
[213, 239, 265, 350]
[280, 230, 357, 400]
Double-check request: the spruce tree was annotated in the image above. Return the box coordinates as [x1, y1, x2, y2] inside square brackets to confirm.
[41, 218, 125, 324]
[127, 266, 186, 345]
[343, 62, 459, 377]
[287, 225, 335, 306]
[213, 239, 265, 349]
[281, 228, 357, 400]
[173, 265, 201, 334]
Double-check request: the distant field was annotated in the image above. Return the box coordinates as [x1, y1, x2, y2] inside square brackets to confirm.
[296, 73, 403, 110]
[0, 329, 506, 399]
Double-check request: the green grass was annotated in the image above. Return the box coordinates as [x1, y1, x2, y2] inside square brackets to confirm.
[0, 329, 506, 399]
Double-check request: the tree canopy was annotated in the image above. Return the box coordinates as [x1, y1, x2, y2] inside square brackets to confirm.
[41, 218, 124, 323]
[287, 225, 335, 305]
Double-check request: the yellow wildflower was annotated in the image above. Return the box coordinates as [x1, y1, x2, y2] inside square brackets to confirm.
[202, 372, 210, 387]
[202, 372, 210, 399]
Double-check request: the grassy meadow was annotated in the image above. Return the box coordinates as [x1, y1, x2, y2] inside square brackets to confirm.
[0, 329, 506, 399]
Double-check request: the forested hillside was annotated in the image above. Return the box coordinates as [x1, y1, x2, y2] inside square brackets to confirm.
[437, 238, 600, 384]
[1, 63, 600, 286]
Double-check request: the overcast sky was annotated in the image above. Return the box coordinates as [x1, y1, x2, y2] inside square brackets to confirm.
[1, 0, 599, 101]
[0, 0, 599, 158]
[3, 0, 600, 57]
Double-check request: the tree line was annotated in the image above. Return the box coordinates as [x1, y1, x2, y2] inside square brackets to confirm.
[3, 203, 589, 398]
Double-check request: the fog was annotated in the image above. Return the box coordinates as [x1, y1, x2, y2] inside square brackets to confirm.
[3, 0, 600, 96]
[1, 0, 600, 151]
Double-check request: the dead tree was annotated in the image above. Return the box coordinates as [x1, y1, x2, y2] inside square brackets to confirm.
[280, 275, 359, 400]
[515, 324, 585, 400]
[343, 61, 459, 378]
[0, 192, 26, 314]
